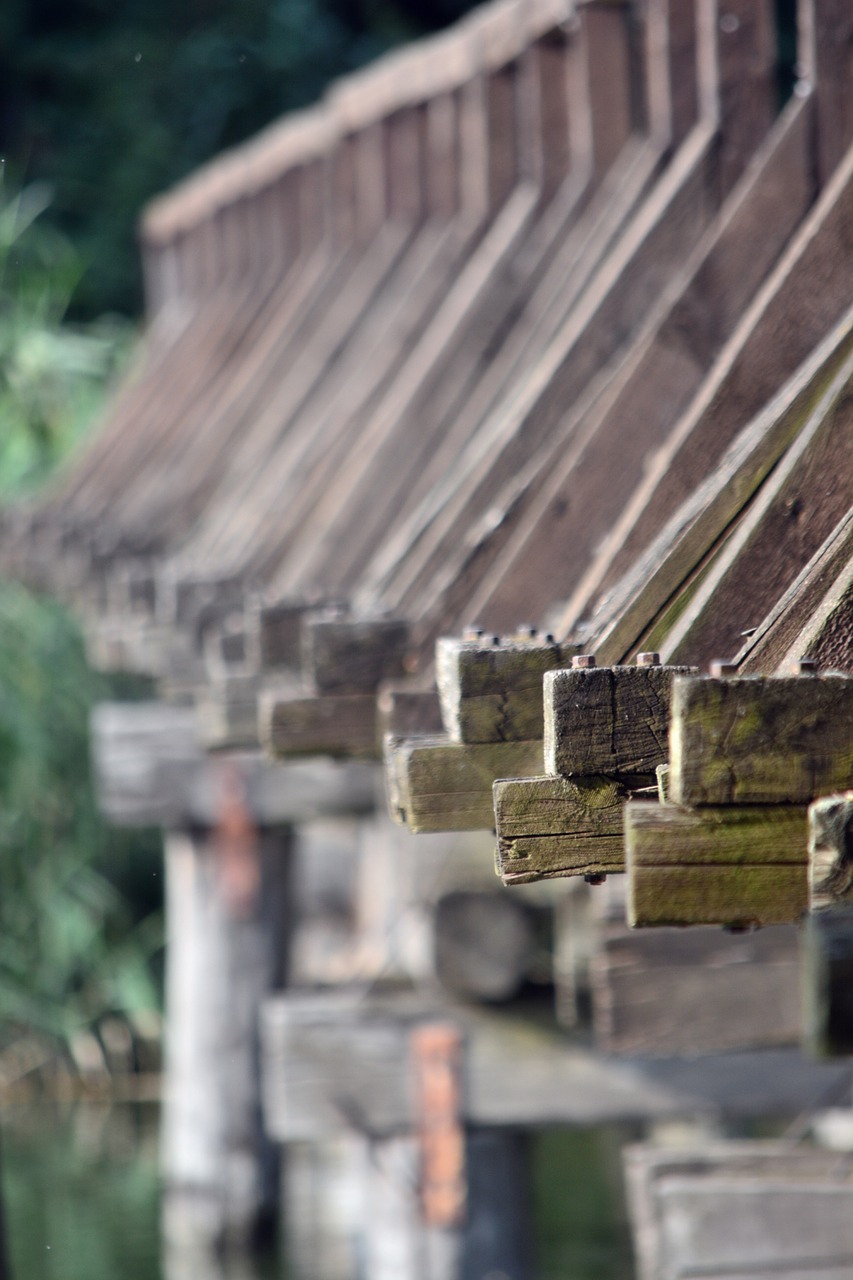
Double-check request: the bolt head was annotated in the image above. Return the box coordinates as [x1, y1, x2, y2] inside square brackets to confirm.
[584, 873, 606, 886]
[462, 626, 484, 642]
[572, 654, 596, 669]
[636, 651, 660, 667]
[709, 660, 738, 678]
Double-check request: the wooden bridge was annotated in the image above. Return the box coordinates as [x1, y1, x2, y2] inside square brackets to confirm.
[4, 0, 853, 1275]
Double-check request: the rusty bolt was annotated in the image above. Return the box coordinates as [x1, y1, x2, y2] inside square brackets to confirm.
[572, 654, 596, 669]
[636, 652, 660, 667]
[584, 873, 607, 886]
[544, 633, 555, 644]
[462, 626, 484, 642]
[491, 635, 501, 647]
[516, 624, 537, 640]
[709, 660, 738, 677]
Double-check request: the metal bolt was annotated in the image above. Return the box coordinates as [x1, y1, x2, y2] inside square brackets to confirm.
[544, 633, 555, 644]
[789, 658, 817, 676]
[462, 626, 484, 642]
[709, 660, 738, 677]
[491, 635, 501, 647]
[572, 654, 596, 669]
[515, 624, 537, 640]
[584, 873, 606, 886]
[636, 651, 660, 667]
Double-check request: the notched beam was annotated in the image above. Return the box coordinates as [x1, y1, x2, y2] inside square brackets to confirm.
[494, 773, 654, 885]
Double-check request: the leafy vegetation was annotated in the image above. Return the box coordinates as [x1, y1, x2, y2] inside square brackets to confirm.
[0, 180, 158, 1074]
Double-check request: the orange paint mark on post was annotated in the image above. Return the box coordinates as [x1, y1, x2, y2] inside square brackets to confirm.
[410, 1021, 466, 1227]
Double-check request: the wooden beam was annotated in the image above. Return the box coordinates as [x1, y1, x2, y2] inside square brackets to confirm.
[625, 800, 809, 927]
[591, 922, 802, 1056]
[260, 690, 380, 760]
[494, 773, 652, 885]
[91, 701, 377, 826]
[669, 672, 853, 807]
[302, 614, 410, 695]
[544, 660, 695, 777]
[625, 1141, 853, 1280]
[809, 792, 853, 909]
[261, 989, 853, 1142]
[436, 631, 576, 743]
[389, 735, 545, 832]
[802, 906, 853, 1057]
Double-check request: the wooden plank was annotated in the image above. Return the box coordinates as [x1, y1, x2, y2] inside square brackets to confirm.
[91, 701, 376, 826]
[260, 690, 380, 760]
[625, 1141, 853, 1280]
[658, 353, 853, 667]
[801, 0, 853, 187]
[377, 681, 444, 738]
[262, 991, 853, 1143]
[390, 735, 544, 832]
[494, 773, 650, 885]
[591, 923, 801, 1055]
[625, 800, 808, 927]
[436, 632, 576, 742]
[565, 133, 853, 634]
[544, 661, 695, 776]
[809, 793, 853, 909]
[583, 314, 853, 665]
[670, 672, 853, 806]
[302, 614, 410, 695]
[802, 906, 853, 1057]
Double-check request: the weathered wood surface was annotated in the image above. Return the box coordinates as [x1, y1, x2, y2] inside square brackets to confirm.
[260, 690, 380, 760]
[625, 1141, 853, 1280]
[579, 312, 853, 665]
[544, 662, 694, 776]
[564, 132, 853, 637]
[377, 681, 444, 738]
[625, 801, 809, 927]
[810, 792, 853, 909]
[658, 353, 853, 666]
[390, 734, 544, 832]
[669, 673, 853, 807]
[468, 30, 814, 637]
[591, 923, 801, 1056]
[163, 825, 292, 1251]
[494, 773, 651, 885]
[302, 614, 410, 695]
[261, 989, 853, 1142]
[802, 906, 853, 1057]
[436, 632, 575, 742]
[738, 501, 853, 675]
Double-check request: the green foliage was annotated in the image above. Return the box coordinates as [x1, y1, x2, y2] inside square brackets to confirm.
[0, 178, 159, 1056]
[0, 581, 162, 1047]
[0, 176, 133, 494]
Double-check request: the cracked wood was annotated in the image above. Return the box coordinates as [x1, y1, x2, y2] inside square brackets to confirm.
[494, 773, 654, 886]
[544, 664, 695, 777]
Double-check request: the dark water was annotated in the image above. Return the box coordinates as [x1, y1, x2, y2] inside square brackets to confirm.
[1, 1104, 635, 1280]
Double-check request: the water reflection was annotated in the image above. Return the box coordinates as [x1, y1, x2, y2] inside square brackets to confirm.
[1, 1103, 277, 1280]
[1, 1102, 634, 1279]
